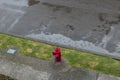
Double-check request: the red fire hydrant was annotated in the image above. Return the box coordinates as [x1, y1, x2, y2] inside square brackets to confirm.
[52, 47, 62, 62]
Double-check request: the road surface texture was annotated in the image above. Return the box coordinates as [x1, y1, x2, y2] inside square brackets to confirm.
[0, 0, 120, 60]
[0, 49, 120, 80]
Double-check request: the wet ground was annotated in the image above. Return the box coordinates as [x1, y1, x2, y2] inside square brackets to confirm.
[0, 0, 120, 60]
[28, 0, 40, 6]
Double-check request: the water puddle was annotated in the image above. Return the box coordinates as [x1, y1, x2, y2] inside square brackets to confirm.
[28, 0, 40, 6]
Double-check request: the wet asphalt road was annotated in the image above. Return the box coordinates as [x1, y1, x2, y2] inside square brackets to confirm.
[0, 0, 120, 59]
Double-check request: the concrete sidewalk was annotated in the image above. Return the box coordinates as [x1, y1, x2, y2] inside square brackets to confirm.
[0, 49, 120, 80]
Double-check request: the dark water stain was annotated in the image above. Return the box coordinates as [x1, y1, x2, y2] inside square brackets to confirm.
[98, 13, 107, 22]
[99, 13, 120, 25]
[42, 3, 55, 7]
[92, 23, 111, 35]
[98, 13, 120, 35]
[118, 15, 120, 22]
[66, 24, 74, 31]
[109, 21, 119, 25]
[50, 16, 57, 19]
[28, 0, 40, 6]
[42, 2, 72, 13]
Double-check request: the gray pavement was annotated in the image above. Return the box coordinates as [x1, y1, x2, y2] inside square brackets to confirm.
[0, 59, 50, 80]
[0, 0, 120, 60]
[98, 74, 120, 80]
[0, 49, 120, 80]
